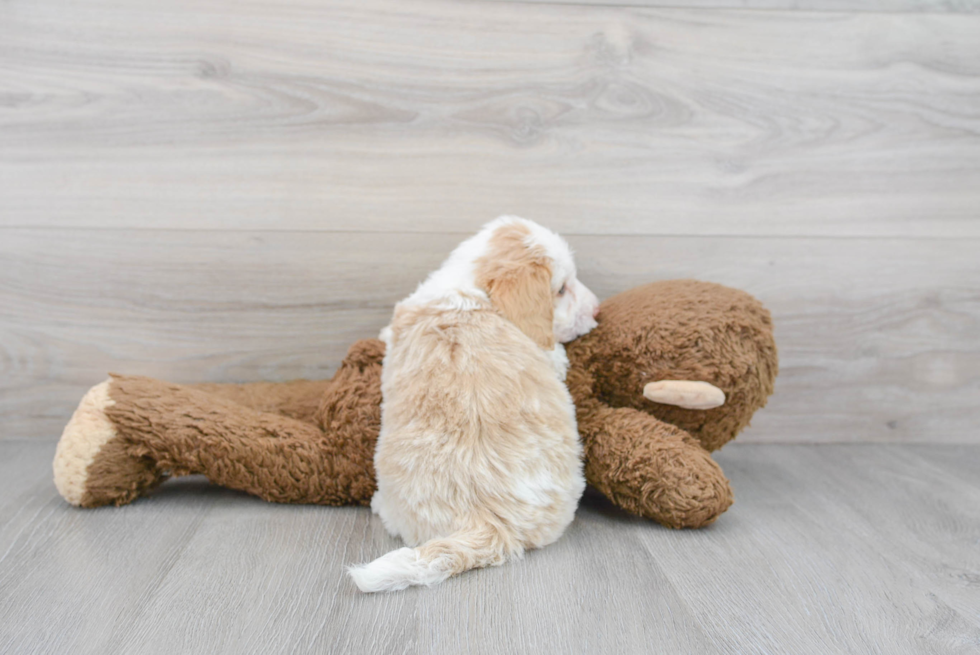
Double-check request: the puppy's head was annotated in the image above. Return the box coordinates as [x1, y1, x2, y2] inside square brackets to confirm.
[474, 217, 599, 349]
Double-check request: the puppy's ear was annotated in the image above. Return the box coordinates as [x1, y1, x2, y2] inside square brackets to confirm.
[475, 224, 555, 350]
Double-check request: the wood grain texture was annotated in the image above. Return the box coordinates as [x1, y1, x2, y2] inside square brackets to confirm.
[0, 454, 222, 654]
[2, 0, 979, 237]
[2, 441, 978, 654]
[638, 444, 980, 654]
[2, 229, 977, 443]
[492, 0, 980, 14]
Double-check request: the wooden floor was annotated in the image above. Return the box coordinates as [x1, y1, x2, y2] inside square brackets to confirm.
[1, 441, 977, 655]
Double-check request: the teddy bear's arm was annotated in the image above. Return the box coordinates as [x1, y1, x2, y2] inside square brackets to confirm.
[575, 396, 734, 529]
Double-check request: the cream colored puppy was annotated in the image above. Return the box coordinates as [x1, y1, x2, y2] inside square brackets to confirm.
[349, 216, 600, 592]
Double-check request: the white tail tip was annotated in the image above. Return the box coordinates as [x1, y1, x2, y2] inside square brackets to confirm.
[348, 547, 451, 593]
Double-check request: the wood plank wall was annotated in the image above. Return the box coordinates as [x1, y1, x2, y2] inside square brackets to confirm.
[1, 0, 978, 442]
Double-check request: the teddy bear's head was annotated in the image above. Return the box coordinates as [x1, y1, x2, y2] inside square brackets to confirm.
[565, 279, 778, 452]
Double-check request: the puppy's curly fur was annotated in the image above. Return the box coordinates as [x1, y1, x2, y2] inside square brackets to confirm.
[349, 217, 599, 592]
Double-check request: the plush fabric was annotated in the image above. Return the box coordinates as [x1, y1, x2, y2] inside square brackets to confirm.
[566, 280, 778, 527]
[53, 280, 777, 529]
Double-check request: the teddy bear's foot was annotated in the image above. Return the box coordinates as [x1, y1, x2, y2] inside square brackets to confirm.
[53, 380, 163, 507]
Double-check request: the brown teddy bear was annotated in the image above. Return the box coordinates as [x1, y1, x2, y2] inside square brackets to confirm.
[53, 279, 776, 529]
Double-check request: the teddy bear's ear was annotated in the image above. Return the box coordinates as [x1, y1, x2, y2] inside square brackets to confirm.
[643, 381, 726, 410]
[475, 223, 555, 350]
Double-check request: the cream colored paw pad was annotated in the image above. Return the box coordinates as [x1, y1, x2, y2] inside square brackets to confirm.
[53, 380, 117, 506]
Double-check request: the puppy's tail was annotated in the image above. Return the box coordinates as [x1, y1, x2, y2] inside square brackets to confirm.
[348, 524, 510, 593]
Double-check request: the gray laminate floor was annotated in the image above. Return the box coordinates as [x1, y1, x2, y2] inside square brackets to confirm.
[1, 441, 977, 654]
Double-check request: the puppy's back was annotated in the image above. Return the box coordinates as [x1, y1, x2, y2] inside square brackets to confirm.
[353, 304, 584, 591]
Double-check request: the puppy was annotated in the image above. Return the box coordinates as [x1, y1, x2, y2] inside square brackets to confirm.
[348, 216, 600, 592]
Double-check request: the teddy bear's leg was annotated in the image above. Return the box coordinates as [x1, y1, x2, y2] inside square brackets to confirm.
[54, 374, 378, 508]
[186, 379, 332, 423]
[314, 340, 384, 445]
[170, 340, 386, 423]
[577, 400, 734, 529]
